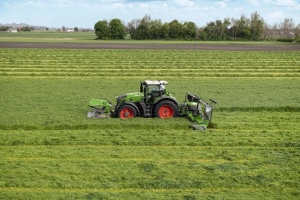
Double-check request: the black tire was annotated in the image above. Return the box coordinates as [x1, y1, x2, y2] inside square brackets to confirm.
[117, 105, 136, 119]
[154, 101, 178, 118]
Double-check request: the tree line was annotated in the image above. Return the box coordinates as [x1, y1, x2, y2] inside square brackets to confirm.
[94, 12, 299, 41]
[0, 26, 34, 32]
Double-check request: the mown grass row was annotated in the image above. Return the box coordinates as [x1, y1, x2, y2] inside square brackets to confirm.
[2, 66, 300, 70]
[1, 72, 298, 77]
[1, 68, 299, 75]
[1, 127, 299, 147]
[0, 127, 299, 199]
[2, 60, 299, 66]
[1, 49, 299, 78]
[0, 188, 295, 200]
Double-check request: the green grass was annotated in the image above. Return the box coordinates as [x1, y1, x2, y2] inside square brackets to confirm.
[0, 31, 292, 45]
[0, 127, 299, 199]
[0, 48, 299, 199]
[1, 49, 299, 78]
[0, 76, 299, 130]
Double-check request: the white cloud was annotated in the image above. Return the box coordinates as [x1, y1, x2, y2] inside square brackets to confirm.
[267, 11, 283, 20]
[234, 7, 245, 12]
[173, 0, 194, 7]
[275, 0, 298, 6]
[247, 0, 260, 6]
[214, 1, 227, 8]
[262, 0, 272, 3]
[18, 0, 46, 8]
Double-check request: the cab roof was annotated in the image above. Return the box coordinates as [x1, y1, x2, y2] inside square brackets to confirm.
[141, 80, 168, 85]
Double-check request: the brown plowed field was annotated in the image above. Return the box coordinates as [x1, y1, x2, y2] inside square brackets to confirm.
[0, 42, 299, 51]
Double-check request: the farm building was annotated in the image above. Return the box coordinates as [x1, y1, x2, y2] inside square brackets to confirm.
[7, 28, 17, 33]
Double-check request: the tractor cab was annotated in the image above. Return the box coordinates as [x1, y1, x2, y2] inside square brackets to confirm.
[140, 80, 168, 103]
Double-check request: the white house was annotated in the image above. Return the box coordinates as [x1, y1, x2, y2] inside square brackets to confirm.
[7, 28, 17, 33]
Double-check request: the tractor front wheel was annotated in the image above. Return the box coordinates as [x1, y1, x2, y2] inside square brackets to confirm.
[155, 101, 178, 118]
[118, 105, 136, 119]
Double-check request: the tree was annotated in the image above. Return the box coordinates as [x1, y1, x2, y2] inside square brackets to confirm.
[236, 14, 251, 39]
[21, 26, 33, 32]
[183, 21, 197, 40]
[280, 18, 295, 38]
[127, 19, 141, 39]
[223, 18, 231, 40]
[149, 19, 163, 40]
[0, 26, 11, 31]
[127, 15, 163, 40]
[295, 23, 300, 41]
[135, 15, 151, 40]
[109, 18, 126, 39]
[161, 23, 170, 39]
[169, 20, 183, 40]
[263, 22, 272, 40]
[198, 28, 208, 41]
[215, 20, 224, 40]
[204, 21, 217, 40]
[74, 27, 79, 32]
[94, 20, 110, 39]
[250, 11, 264, 40]
[230, 18, 237, 40]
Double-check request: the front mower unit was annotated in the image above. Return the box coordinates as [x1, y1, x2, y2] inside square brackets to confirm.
[180, 92, 216, 130]
[87, 80, 216, 130]
[87, 99, 112, 118]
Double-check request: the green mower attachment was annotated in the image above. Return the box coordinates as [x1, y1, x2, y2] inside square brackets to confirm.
[87, 99, 112, 118]
[180, 92, 217, 130]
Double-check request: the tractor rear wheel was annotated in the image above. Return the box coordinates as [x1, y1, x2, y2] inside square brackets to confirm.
[118, 105, 136, 119]
[155, 101, 178, 118]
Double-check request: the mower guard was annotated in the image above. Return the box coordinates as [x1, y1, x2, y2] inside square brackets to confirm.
[87, 99, 112, 118]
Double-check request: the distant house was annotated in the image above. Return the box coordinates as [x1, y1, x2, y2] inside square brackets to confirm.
[7, 28, 17, 33]
[66, 29, 74, 32]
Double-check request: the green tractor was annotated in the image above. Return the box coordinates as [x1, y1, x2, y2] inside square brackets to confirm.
[88, 80, 217, 130]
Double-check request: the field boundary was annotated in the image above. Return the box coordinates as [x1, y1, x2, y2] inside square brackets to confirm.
[0, 42, 299, 51]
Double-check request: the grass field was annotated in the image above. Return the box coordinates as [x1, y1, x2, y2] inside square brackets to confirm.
[0, 31, 292, 45]
[0, 47, 299, 199]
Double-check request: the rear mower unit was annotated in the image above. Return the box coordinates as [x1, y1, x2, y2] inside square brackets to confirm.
[88, 80, 217, 130]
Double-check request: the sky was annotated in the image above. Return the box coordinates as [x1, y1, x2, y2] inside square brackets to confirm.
[0, 0, 299, 28]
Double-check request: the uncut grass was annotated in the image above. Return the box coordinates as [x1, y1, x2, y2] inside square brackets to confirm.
[0, 76, 299, 129]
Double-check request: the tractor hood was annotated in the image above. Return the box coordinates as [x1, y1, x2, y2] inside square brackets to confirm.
[116, 92, 143, 105]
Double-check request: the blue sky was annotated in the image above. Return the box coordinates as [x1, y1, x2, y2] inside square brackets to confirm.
[0, 0, 299, 28]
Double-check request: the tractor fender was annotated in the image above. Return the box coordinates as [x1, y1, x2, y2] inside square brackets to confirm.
[123, 102, 140, 117]
[153, 97, 179, 107]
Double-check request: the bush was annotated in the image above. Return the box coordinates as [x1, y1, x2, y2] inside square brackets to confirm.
[277, 38, 293, 42]
[294, 39, 300, 43]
